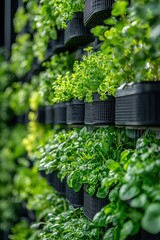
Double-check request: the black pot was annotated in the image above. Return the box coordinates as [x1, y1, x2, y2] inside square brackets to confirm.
[17, 112, 28, 124]
[84, 0, 114, 28]
[115, 82, 160, 127]
[83, 190, 109, 220]
[84, 93, 115, 125]
[37, 106, 46, 124]
[126, 231, 141, 240]
[64, 12, 94, 47]
[140, 230, 160, 240]
[45, 106, 54, 124]
[54, 103, 66, 124]
[53, 171, 66, 196]
[66, 99, 85, 124]
[46, 30, 67, 58]
[0, 230, 9, 240]
[46, 171, 66, 196]
[65, 183, 84, 207]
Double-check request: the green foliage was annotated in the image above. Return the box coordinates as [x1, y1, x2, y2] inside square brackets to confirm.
[10, 34, 34, 77]
[71, 49, 111, 102]
[14, 6, 28, 33]
[9, 220, 40, 240]
[52, 48, 122, 103]
[0, 49, 15, 123]
[0, 125, 27, 231]
[93, 131, 160, 239]
[119, 131, 160, 234]
[52, 0, 84, 28]
[39, 127, 134, 197]
[39, 52, 75, 104]
[39, 207, 103, 240]
[92, 0, 160, 83]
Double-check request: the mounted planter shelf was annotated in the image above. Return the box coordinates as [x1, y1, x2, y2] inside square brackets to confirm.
[84, 0, 114, 28]
[83, 189, 109, 220]
[115, 82, 160, 127]
[52, 171, 66, 196]
[65, 183, 84, 208]
[54, 103, 66, 124]
[64, 12, 94, 47]
[46, 30, 74, 59]
[66, 99, 85, 124]
[45, 106, 54, 124]
[84, 93, 115, 125]
[17, 113, 28, 124]
[37, 106, 46, 124]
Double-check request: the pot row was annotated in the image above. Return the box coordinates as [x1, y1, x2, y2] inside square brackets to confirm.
[37, 82, 160, 127]
[43, 171, 160, 240]
[38, 94, 115, 125]
[44, 171, 109, 221]
[49, 0, 115, 50]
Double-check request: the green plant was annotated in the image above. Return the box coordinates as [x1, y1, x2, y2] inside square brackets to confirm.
[39, 207, 104, 240]
[52, 0, 84, 28]
[66, 127, 134, 196]
[39, 51, 75, 105]
[92, 0, 160, 85]
[53, 47, 123, 103]
[0, 49, 15, 123]
[14, 6, 28, 33]
[93, 131, 160, 239]
[9, 219, 40, 240]
[10, 34, 34, 77]
[9, 82, 31, 115]
[119, 131, 160, 234]
[39, 127, 134, 197]
[0, 125, 27, 231]
[72, 48, 110, 102]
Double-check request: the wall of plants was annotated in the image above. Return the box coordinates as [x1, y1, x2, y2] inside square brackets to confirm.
[0, 0, 160, 239]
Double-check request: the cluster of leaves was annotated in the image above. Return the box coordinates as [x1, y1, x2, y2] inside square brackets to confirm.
[0, 50, 15, 123]
[39, 51, 75, 105]
[52, 48, 121, 103]
[0, 125, 27, 231]
[92, 0, 160, 84]
[13, 0, 84, 62]
[10, 34, 34, 77]
[39, 127, 134, 197]
[13, 165, 68, 222]
[52, 0, 84, 28]
[93, 131, 160, 239]
[9, 219, 40, 240]
[39, 207, 104, 240]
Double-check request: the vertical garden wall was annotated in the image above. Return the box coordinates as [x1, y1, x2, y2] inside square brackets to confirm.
[0, 0, 160, 239]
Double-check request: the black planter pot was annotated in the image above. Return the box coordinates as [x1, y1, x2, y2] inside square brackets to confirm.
[17, 112, 28, 124]
[45, 106, 54, 124]
[141, 230, 160, 240]
[65, 183, 84, 207]
[46, 30, 68, 58]
[126, 231, 141, 240]
[83, 190, 109, 220]
[64, 12, 94, 47]
[84, 0, 114, 28]
[66, 99, 85, 124]
[0, 230, 9, 240]
[53, 171, 66, 196]
[115, 82, 160, 127]
[37, 106, 46, 124]
[84, 93, 115, 125]
[54, 103, 66, 124]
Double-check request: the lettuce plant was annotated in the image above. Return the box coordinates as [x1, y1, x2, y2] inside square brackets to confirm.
[93, 131, 160, 239]
[92, 0, 160, 85]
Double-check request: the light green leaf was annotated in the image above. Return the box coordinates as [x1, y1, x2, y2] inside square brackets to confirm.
[142, 203, 160, 234]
